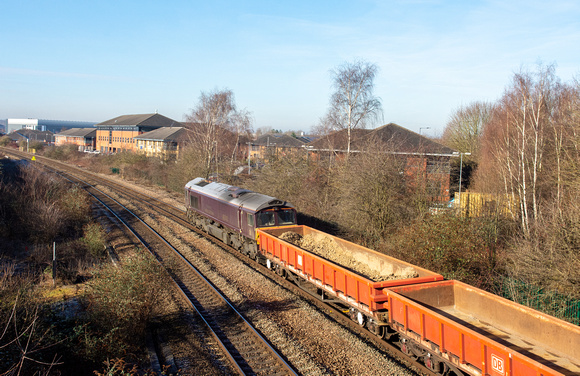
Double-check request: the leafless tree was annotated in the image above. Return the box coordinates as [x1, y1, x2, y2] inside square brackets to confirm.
[473, 64, 580, 299]
[475, 64, 558, 233]
[184, 89, 252, 178]
[322, 59, 383, 156]
[330, 142, 413, 242]
[442, 101, 494, 161]
[228, 108, 253, 165]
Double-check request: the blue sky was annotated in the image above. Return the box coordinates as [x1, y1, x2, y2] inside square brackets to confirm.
[1, 1, 579, 135]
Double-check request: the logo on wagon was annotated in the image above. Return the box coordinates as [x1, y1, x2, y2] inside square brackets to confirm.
[491, 354, 504, 375]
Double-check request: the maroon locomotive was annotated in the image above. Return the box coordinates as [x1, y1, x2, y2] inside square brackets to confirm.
[184, 177, 297, 259]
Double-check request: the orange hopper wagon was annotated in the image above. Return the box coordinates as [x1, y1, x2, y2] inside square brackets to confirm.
[257, 225, 443, 322]
[386, 280, 580, 376]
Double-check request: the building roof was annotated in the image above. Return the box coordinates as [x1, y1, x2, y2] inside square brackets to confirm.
[307, 128, 372, 150]
[358, 123, 456, 155]
[253, 133, 306, 148]
[55, 128, 96, 138]
[9, 129, 54, 142]
[133, 127, 187, 141]
[97, 113, 179, 128]
[307, 123, 456, 156]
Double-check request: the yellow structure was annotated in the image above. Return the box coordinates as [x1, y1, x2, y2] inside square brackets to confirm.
[454, 192, 519, 218]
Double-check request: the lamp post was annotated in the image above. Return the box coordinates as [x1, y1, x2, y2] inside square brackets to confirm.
[457, 152, 471, 211]
[419, 127, 431, 136]
[247, 142, 252, 175]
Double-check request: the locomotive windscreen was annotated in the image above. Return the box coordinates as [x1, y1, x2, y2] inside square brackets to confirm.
[256, 208, 296, 227]
[277, 209, 295, 225]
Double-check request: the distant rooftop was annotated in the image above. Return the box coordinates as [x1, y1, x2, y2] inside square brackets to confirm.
[133, 126, 187, 141]
[97, 113, 180, 128]
[55, 128, 96, 138]
[253, 133, 306, 147]
[308, 123, 456, 156]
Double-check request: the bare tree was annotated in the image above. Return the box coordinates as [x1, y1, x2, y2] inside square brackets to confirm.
[184, 89, 252, 178]
[442, 101, 494, 160]
[331, 142, 414, 242]
[322, 59, 383, 156]
[228, 108, 253, 165]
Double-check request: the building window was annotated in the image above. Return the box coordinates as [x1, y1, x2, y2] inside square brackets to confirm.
[426, 159, 450, 174]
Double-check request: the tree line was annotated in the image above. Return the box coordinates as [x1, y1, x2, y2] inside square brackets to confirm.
[179, 60, 579, 313]
[442, 63, 580, 301]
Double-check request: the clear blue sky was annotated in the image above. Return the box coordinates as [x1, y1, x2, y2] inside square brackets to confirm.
[1, 1, 579, 135]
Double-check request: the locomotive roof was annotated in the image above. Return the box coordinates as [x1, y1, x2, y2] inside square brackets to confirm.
[185, 178, 293, 212]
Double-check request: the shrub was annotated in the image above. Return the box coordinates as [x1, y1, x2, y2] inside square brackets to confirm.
[81, 223, 107, 258]
[29, 140, 45, 151]
[83, 252, 169, 358]
[0, 135, 12, 146]
[0, 270, 60, 376]
[384, 213, 509, 290]
[44, 144, 81, 161]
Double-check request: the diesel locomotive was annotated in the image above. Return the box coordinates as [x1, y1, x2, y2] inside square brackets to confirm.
[184, 177, 297, 259]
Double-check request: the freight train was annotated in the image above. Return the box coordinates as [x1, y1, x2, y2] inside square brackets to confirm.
[185, 178, 580, 376]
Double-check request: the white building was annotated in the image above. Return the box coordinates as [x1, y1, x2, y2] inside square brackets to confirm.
[6, 118, 96, 134]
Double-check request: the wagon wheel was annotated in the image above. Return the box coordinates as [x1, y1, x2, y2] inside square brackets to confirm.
[372, 325, 384, 338]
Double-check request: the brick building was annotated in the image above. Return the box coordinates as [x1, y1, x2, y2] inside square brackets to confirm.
[96, 113, 179, 153]
[307, 123, 457, 202]
[133, 126, 187, 161]
[249, 133, 306, 161]
[54, 128, 97, 151]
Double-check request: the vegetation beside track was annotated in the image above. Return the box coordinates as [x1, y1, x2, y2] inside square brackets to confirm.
[0, 156, 172, 375]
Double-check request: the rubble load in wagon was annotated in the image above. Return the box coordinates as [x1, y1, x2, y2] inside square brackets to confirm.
[279, 230, 418, 282]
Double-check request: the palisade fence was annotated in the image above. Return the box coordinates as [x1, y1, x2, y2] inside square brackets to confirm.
[498, 277, 580, 326]
[455, 192, 518, 218]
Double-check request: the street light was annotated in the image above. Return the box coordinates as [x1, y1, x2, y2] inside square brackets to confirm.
[419, 127, 431, 136]
[456, 152, 472, 211]
[247, 142, 252, 175]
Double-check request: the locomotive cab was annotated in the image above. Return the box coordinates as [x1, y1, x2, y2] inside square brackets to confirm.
[255, 207, 296, 228]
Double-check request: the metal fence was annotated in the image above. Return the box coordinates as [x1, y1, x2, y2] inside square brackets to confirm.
[498, 277, 580, 326]
[454, 192, 518, 218]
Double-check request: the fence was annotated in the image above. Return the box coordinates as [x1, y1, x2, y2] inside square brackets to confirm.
[454, 192, 518, 218]
[497, 277, 580, 326]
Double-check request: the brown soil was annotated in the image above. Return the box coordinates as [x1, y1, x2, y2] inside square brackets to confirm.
[279, 231, 418, 282]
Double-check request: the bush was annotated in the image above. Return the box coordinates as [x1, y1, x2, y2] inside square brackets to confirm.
[82, 252, 169, 359]
[0, 269, 60, 376]
[81, 223, 107, 258]
[30, 140, 45, 152]
[44, 144, 81, 161]
[0, 135, 12, 146]
[12, 165, 91, 242]
[384, 213, 509, 290]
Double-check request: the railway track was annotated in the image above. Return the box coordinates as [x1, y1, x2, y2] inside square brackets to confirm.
[3, 148, 429, 375]
[3, 149, 296, 376]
